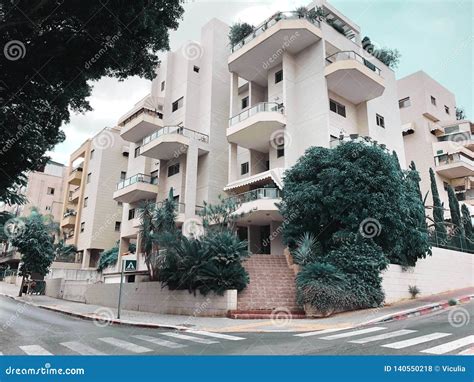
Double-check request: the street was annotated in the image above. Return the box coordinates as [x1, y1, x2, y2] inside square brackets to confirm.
[0, 296, 472, 355]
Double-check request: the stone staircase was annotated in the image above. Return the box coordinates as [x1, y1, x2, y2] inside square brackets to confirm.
[229, 254, 304, 319]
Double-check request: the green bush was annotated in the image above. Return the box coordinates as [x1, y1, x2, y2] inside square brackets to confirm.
[97, 246, 118, 272]
[408, 285, 420, 299]
[228, 23, 254, 47]
[448, 299, 458, 306]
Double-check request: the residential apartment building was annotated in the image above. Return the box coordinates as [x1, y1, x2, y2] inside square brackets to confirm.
[0, 161, 68, 269]
[398, 71, 474, 215]
[224, 0, 406, 256]
[60, 127, 128, 269]
[108, 19, 230, 281]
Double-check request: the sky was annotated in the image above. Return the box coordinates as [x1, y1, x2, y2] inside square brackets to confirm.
[48, 0, 473, 164]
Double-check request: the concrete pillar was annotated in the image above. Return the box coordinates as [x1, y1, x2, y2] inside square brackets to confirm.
[81, 249, 91, 269]
[184, 144, 198, 219]
[229, 143, 238, 182]
[230, 72, 240, 117]
[249, 149, 267, 175]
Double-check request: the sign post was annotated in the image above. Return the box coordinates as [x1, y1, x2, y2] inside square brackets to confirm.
[117, 259, 136, 319]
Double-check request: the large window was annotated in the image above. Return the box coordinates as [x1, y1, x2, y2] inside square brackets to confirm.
[128, 208, 135, 220]
[376, 114, 385, 128]
[241, 96, 249, 110]
[398, 97, 411, 108]
[115, 222, 121, 232]
[275, 69, 283, 84]
[329, 99, 346, 117]
[241, 162, 249, 175]
[120, 171, 126, 180]
[167, 163, 180, 177]
[172, 97, 184, 112]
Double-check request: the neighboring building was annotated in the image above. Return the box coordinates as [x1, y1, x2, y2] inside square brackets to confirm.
[60, 127, 128, 269]
[0, 161, 68, 269]
[224, 0, 406, 256]
[398, 71, 474, 215]
[108, 19, 230, 282]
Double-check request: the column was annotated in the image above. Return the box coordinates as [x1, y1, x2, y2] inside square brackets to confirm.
[184, 144, 198, 219]
[228, 143, 238, 182]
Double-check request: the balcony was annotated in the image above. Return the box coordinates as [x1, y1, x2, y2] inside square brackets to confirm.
[113, 173, 158, 204]
[229, 11, 322, 86]
[119, 107, 164, 143]
[69, 188, 80, 204]
[68, 167, 83, 186]
[324, 51, 385, 104]
[227, 103, 286, 152]
[0, 250, 21, 264]
[61, 211, 77, 228]
[140, 126, 209, 160]
[435, 153, 474, 179]
[228, 188, 283, 224]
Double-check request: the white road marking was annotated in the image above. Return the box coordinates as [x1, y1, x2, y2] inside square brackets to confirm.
[19, 345, 53, 355]
[98, 337, 152, 353]
[132, 335, 187, 349]
[161, 332, 219, 344]
[458, 346, 474, 355]
[320, 327, 387, 340]
[421, 335, 474, 355]
[186, 330, 245, 341]
[295, 327, 353, 338]
[382, 332, 452, 349]
[349, 329, 417, 344]
[60, 341, 104, 355]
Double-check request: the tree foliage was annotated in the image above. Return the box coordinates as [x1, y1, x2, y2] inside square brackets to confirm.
[362, 36, 401, 69]
[447, 185, 467, 249]
[0, 0, 184, 204]
[228, 22, 254, 47]
[429, 168, 447, 243]
[456, 106, 467, 120]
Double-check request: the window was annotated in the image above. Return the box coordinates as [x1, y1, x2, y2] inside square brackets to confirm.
[431, 96, 437, 106]
[167, 163, 180, 177]
[241, 162, 249, 175]
[134, 146, 140, 158]
[398, 97, 411, 108]
[376, 114, 385, 128]
[329, 99, 346, 117]
[84, 197, 88, 208]
[330, 135, 339, 148]
[120, 171, 127, 180]
[90, 149, 94, 159]
[114, 221, 121, 232]
[275, 69, 283, 84]
[150, 170, 158, 184]
[128, 208, 135, 220]
[241, 96, 249, 110]
[445, 105, 450, 114]
[193, 65, 200, 73]
[172, 97, 184, 112]
[46, 187, 55, 195]
[80, 222, 85, 232]
[117, 201, 123, 206]
[87, 173, 91, 183]
[277, 144, 285, 158]
[161, 81, 165, 91]
[45, 206, 51, 211]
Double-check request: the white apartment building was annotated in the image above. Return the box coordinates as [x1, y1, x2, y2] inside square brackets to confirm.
[398, 71, 474, 214]
[224, 0, 406, 255]
[109, 19, 230, 281]
[60, 127, 128, 269]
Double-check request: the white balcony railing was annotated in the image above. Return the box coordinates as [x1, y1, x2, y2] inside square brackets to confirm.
[229, 102, 284, 126]
[116, 173, 158, 190]
[325, 50, 382, 76]
[141, 126, 209, 148]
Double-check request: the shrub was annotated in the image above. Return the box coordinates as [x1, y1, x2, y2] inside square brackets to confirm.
[228, 23, 254, 47]
[292, 232, 320, 266]
[448, 299, 458, 306]
[408, 285, 420, 299]
[97, 246, 118, 272]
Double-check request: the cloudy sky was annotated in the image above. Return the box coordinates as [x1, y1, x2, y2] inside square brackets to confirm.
[48, 0, 473, 164]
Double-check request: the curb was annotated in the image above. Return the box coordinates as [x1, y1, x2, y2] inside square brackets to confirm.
[361, 294, 474, 326]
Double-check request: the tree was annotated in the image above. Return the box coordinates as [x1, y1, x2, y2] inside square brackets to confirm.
[461, 204, 473, 250]
[228, 23, 254, 47]
[53, 240, 77, 262]
[362, 36, 401, 69]
[429, 168, 447, 244]
[10, 210, 55, 296]
[447, 185, 466, 249]
[199, 195, 241, 232]
[0, 0, 184, 205]
[456, 106, 466, 120]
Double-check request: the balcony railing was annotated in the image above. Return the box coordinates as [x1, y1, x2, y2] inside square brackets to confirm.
[229, 102, 284, 126]
[325, 51, 382, 76]
[231, 11, 321, 53]
[119, 107, 163, 127]
[228, 188, 282, 205]
[63, 210, 77, 218]
[142, 126, 209, 147]
[435, 153, 474, 167]
[116, 173, 158, 190]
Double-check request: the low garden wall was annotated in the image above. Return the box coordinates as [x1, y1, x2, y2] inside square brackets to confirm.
[382, 246, 473, 303]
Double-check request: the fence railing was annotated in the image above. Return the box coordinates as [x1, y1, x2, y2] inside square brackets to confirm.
[117, 173, 158, 190]
[434, 152, 474, 167]
[228, 188, 282, 205]
[429, 230, 474, 254]
[229, 102, 284, 126]
[325, 50, 382, 76]
[120, 107, 163, 127]
[142, 125, 209, 147]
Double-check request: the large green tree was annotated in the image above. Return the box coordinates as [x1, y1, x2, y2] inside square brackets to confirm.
[447, 186, 466, 249]
[429, 168, 447, 244]
[0, 0, 184, 204]
[461, 204, 473, 250]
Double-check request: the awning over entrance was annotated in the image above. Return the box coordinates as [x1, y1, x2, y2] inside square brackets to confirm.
[224, 168, 285, 192]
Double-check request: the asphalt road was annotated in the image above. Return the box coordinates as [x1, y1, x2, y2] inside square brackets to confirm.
[0, 296, 472, 355]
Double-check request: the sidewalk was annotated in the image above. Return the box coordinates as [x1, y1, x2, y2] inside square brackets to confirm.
[0, 281, 472, 333]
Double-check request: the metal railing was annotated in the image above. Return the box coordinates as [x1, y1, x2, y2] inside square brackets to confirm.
[229, 102, 284, 126]
[142, 125, 209, 147]
[120, 107, 163, 127]
[325, 50, 382, 76]
[63, 210, 77, 218]
[228, 188, 282, 205]
[231, 11, 321, 53]
[69, 166, 83, 175]
[435, 153, 474, 167]
[116, 173, 158, 190]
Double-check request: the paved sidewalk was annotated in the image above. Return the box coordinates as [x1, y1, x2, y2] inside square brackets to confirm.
[0, 281, 472, 333]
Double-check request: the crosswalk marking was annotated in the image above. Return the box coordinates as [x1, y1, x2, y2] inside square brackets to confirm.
[186, 330, 245, 341]
[295, 327, 353, 338]
[19, 345, 53, 355]
[98, 337, 152, 353]
[132, 335, 187, 349]
[382, 332, 452, 349]
[161, 332, 219, 344]
[60, 341, 104, 355]
[421, 335, 474, 355]
[458, 347, 474, 355]
[349, 330, 417, 344]
[320, 327, 386, 340]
